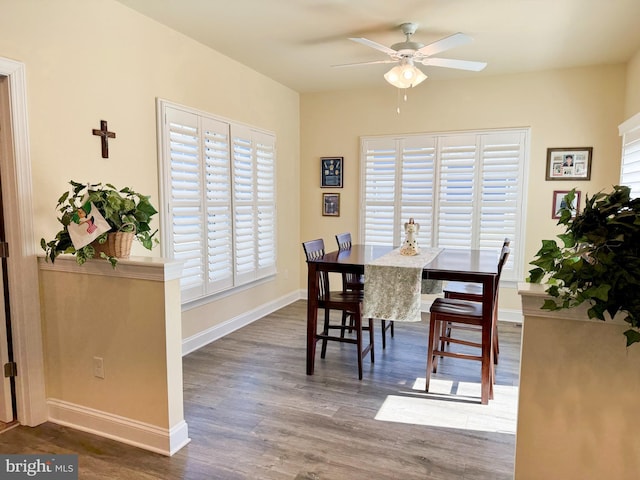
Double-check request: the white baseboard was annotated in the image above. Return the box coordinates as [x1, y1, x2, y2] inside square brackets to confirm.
[181, 290, 301, 356]
[47, 399, 190, 456]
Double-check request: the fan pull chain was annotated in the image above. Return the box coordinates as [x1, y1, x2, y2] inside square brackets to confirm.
[396, 88, 411, 114]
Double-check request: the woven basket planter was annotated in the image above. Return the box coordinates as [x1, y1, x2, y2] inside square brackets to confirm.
[91, 231, 134, 259]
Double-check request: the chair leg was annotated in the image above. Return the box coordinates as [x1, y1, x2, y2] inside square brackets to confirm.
[492, 300, 500, 364]
[380, 320, 395, 350]
[381, 320, 387, 349]
[321, 308, 330, 359]
[480, 323, 493, 405]
[426, 314, 439, 392]
[355, 312, 363, 380]
[341, 311, 348, 338]
[431, 318, 441, 374]
[493, 322, 500, 364]
[368, 318, 375, 363]
[439, 321, 448, 352]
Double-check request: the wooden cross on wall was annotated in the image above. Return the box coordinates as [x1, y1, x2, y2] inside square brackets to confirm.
[92, 120, 116, 158]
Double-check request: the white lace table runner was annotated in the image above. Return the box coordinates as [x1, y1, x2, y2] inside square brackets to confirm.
[363, 247, 443, 322]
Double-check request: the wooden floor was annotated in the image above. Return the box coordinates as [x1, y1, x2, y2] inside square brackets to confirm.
[0, 300, 521, 479]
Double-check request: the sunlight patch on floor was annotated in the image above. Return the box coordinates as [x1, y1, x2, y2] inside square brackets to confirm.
[374, 378, 518, 434]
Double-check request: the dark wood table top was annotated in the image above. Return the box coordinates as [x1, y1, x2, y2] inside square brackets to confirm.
[307, 244, 499, 280]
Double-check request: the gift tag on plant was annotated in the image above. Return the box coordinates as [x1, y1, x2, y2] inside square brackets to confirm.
[67, 201, 112, 250]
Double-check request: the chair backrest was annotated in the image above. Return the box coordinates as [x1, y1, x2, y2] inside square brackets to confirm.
[335, 232, 352, 251]
[302, 238, 325, 261]
[486, 245, 511, 310]
[335, 232, 364, 290]
[302, 239, 329, 298]
[497, 246, 510, 279]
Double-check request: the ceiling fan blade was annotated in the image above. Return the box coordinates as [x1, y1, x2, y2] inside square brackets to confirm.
[349, 37, 397, 56]
[417, 32, 473, 57]
[331, 59, 397, 68]
[420, 57, 487, 71]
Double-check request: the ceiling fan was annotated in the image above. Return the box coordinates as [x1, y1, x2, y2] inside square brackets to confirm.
[335, 22, 487, 88]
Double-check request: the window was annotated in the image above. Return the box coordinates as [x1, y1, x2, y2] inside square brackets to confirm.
[158, 100, 277, 303]
[360, 129, 528, 282]
[619, 113, 640, 198]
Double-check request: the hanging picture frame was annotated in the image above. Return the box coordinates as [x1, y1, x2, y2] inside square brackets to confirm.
[546, 147, 592, 180]
[552, 190, 581, 219]
[322, 193, 340, 216]
[321, 157, 343, 188]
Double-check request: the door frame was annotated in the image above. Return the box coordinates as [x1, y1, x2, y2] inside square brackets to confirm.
[0, 57, 47, 426]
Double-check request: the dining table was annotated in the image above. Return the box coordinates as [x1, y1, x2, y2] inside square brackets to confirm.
[305, 244, 500, 376]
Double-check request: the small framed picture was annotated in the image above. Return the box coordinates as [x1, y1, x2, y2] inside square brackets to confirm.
[322, 193, 340, 216]
[546, 147, 592, 180]
[552, 190, 581, 219]
[321, 157, 343, 188]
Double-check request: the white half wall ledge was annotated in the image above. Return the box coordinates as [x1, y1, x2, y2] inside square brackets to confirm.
[518, 282, 627, 324]
[38, 255, 184, 282]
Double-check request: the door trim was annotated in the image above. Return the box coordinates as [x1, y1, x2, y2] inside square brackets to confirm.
[0, 57, 47, 426]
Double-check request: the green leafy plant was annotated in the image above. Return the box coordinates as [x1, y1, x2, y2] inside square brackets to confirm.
[528, 185, 640, 346]
[41, 180, 158, 267]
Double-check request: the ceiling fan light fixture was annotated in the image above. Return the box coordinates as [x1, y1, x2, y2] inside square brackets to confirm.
[384, 62, 427, 89]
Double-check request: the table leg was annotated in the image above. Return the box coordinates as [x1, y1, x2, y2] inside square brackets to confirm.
[306, 263, 319, 375]
[481, 277, 496, 404]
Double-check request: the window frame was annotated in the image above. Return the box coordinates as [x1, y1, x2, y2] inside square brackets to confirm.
[619, 112, 640, 198]
[157, 99, 277, 305]
[359, 128, 529, 283]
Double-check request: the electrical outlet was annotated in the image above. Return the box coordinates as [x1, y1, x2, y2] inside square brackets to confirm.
[93, 356, 105, 379]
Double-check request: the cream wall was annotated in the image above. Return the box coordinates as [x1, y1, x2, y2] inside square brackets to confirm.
[624, 48, 640, 118]
[300, 65, 626, 312]
[0, 0, 301, 339]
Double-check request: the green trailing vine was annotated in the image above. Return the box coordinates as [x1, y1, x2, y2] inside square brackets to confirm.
[528, 185, 640, 346]
[41, 180, 158, 267]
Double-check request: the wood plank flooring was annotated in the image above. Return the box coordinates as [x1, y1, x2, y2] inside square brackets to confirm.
[0, 300, 521, 479]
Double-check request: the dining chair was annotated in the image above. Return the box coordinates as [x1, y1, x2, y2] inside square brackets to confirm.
[425, 246, 510, 404]
[440, 238, 511, 362]
[335, 232, 365, 291]
[335, 232, 394, 349]
[303, 239, 374, 379]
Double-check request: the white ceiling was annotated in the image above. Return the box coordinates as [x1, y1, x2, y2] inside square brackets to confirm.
[115, 0, 640, 93]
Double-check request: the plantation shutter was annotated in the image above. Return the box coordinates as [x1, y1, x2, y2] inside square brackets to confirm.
[231, 125, 277, 285]
[203, 117, 234, 293]
[254, 130, 277, 278]
[361, 128, 528, 281]
[400, 136, 436, 247]
[437, 135, 478, 248]
[165, 107, 207, 301]
[619, 115, 640, 198]
[362, 138, 399, 245]
[160, 100, 277, 302]
[477, 132, 526, 279]
[232, 125, 256, 285]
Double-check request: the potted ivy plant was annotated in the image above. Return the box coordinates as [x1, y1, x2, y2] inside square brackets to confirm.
[41, 180, 159, 267]
[527, 185, 640, 345]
